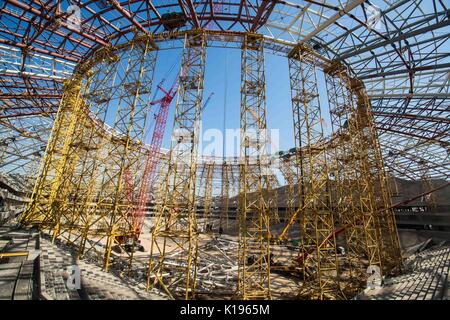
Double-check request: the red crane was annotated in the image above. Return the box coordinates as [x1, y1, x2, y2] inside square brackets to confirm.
[202, 92, 215, 111]
[133, 78, 179, 239]
[123, 71, 214, 242]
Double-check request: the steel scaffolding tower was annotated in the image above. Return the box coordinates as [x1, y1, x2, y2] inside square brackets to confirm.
[94, 39, 156, 271]
[324, 60, 402, 280]
[238, 34, 271, 300]
[21, 37, 157, 271]
[1, 0, 446, 302]
[349, 76, 402, 274]
[20, 46, 116, 230]
[201, 162, 215, 231]
[288, 44, 339, 299]
[265, 169, 280, 224]
[278, 156, 296, 224]
[1, 0, 447, 182]
[324, 61, 379, 292]
[220, 162, 231, 230]
[148, 31, 206, 300]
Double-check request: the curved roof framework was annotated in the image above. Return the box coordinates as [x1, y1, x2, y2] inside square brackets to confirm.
[0, 0, 448, 179]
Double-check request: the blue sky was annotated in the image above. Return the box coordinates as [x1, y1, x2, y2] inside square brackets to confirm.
[145, 46, 333, 158]
[146, 46, 306, 157]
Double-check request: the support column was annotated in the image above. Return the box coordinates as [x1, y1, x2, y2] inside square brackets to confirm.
[265, 169, 280, 223]
[348, 77, 402, 273]
[21, 74, 88, 229]
[278, 156, 296, 225]
[148, 31, 206, 300]
[324, 61, 377, 293]
[238, 33, 271, 300]
[21, 37, 157, 273]
[202, 162, 215, 231]
[288, 44, 339, 299]
[68, 51, 120, 257]
[90, 38, 157, 271]
[21, 46, 117, 234]
[220, 161, 230, 230]
[323, 60, 402, 282]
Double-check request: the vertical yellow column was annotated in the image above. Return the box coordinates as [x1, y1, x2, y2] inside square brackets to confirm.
[238, 33, 271, 300]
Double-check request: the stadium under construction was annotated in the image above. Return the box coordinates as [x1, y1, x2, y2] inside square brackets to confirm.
[0, 0, 449, 301]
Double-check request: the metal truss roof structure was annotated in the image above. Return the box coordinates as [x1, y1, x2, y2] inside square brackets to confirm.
[0, 0, 449, 179]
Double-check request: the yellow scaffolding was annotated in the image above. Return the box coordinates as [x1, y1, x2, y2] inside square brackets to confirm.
[288, 44, 339, 299]
[22, 36, 157, 272]
[324, 61, 378, 293]
[348, 76, 402, 274]
[148, 31, 207, 300]
[199, 162, 215, 231]
[278, 156, 296, 225]
[220, 161, 231, 230]
[237, 33, 271, 300]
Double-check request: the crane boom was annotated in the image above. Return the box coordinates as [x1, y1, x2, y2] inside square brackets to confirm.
[125, 82, 211, 240]
[133, 78, 179, 238]
[202, 92, 214, 111]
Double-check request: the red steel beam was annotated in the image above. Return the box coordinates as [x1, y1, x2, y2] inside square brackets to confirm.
[49, 0, 121, 35]
[0, 35, 79, 63]
[179, 0, 201, 28]
[0, 9, 86, 60]
[0, 93, 61, 99]
[146, 0, 162, 20]
[108, 0, 158, 49]
[250, 0, 276, 32]
[108, 0, 147, 34]
[0, 110, 58, 119]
